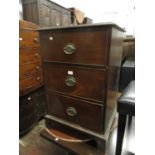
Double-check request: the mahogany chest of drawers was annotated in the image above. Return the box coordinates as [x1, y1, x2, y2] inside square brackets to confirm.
[39, 23, 124, 136]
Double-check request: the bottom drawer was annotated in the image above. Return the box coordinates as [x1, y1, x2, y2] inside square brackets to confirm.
[19, 94, 36, 117]
[19, 74, 43, 92]
[47, 91, 104, 133]
[19, 112, 36, 134]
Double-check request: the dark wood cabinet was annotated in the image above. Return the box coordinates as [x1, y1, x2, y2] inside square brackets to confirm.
[22, 0, 71, 27]
[19, 87, 47, 135]
[19, 91, 37, 135]
[39, 22, 124, 143]
[122, 37, 135, 61]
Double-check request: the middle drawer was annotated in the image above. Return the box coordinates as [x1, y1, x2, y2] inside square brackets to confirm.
[19, 47, 41, 65]
[20, 62, 43, 80]
[44, 63, 106, 103]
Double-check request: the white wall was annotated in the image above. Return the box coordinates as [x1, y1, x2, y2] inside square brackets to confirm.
[52, 0, 135, 36]
[19, 0, 23, 19]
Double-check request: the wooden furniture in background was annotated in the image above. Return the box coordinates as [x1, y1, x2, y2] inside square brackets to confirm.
[122, 37, 135, 61]
[19, 20, 43, 96]
[39, 23, 124, 150]
[83, 17, 93, 24]
[116, 81, 135, 155]
[19, 87, 46, 135]
[69, 7, 85, 25]
[22, 0, 71, 27]
[19, 20, 46, 135]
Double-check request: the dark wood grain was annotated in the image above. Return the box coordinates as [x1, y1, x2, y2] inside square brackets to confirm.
[39, 28, 109, 65]
[19, 87, 47, 135]
[46, 91, 104, 133]
[19, 94, 36, 118]
[104, 27, 124, 132]
[44, 63, 106, 102]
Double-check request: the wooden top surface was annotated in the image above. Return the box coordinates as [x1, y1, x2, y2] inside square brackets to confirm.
[38, 22, 125, 32]
[19, 20, 39, 29]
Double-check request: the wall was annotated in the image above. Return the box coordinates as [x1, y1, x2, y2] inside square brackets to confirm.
[19, 0, 23, 19]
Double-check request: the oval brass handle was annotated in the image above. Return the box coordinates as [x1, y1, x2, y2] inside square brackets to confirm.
[64, 43, 76, 55]
[66, 107, 77, 117]
[65, 76, 76, 87]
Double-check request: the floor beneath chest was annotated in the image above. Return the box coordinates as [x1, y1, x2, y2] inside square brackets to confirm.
[19, 116, 135, 155]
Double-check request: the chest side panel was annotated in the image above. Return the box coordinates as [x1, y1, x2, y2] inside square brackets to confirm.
[104, 27, 124, 131]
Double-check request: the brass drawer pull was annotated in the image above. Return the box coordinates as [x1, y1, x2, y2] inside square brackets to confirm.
[66, 107, 77, 117]
[64, 43, 76, 55]
[34, 37, 39, 43]
[49, 36, 53, 40]
[36, 77, 41, 81]
[27, 97, 31, 101]
[65, 76, 76, 87]
[36, 65, 40, 70]
[34, 53, 39, 57]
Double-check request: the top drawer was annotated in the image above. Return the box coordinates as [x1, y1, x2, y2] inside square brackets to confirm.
[39, 30, 109, 65]
[19, 30, 40, 47]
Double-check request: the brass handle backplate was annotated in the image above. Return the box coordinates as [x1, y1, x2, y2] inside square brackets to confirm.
[65, 76, 76, 87]
[64, 43, 76, 55]
[66, 107, 77, 117]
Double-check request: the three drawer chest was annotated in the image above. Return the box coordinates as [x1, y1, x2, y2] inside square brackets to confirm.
[39, 23, 124, 149]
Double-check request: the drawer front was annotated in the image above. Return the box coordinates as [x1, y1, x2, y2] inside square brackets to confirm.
[19, 30, 40, 47]
[20, 74, 43, 92]
[19, 48, 41, 65]
[45, 63, 106, 102]
[19, 95, 36, 117]
[20, 62, 43, 80]
[47, 91, 104, 133]
[40, 29, 109, 65]
[19, 111, 36, 133]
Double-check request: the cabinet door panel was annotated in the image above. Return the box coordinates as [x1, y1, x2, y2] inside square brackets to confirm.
[52, 9, 61, 27]
[62, 13, 70, 26]
[41, 4, 51, 27]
